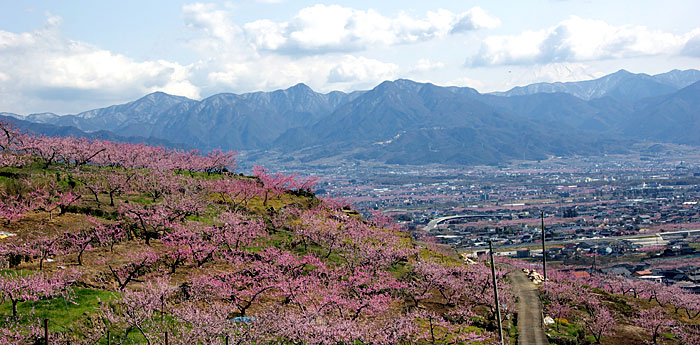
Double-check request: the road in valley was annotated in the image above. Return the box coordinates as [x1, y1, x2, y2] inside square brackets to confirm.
[460, 229, 700, 252]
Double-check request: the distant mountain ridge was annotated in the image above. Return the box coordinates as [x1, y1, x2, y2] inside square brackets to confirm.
[273, 79, 631, 164]
[491, 69, 700, 101]
[19, 92, 193, 131]
[3, 68, 700, 165]
[5, 85, 364, 151]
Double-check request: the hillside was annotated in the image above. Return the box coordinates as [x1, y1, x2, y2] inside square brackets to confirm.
[625, 81, 700, 145]
[0, 121, 512, 344]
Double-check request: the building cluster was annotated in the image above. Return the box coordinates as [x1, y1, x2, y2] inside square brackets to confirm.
[559, 250, 700, 293]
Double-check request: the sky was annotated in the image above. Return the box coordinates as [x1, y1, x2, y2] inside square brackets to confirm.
[1, 0, 699, 115]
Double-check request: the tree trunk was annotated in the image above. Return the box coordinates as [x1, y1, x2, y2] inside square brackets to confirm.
[87, 187, 100, 203]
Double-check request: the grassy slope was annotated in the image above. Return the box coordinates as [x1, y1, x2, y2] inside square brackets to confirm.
[1, 160, 501, 343]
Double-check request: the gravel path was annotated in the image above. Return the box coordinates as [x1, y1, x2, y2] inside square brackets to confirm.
[508, 270, 550, 345]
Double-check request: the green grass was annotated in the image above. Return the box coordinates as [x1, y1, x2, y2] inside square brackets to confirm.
[418, 247, 463, 266]
[131, 196, 155, 204]
[0, 269, 37, 277]
[599, 290, 635, 316]
[185, 204, 221, 224]
[508, 318, 518, 345]
[256, 228, 349, 266]
[387, 261, 412, 279]
[0, 288, 118, 332]
[0, 175, 16, 184]
[546, 319, 583, 340]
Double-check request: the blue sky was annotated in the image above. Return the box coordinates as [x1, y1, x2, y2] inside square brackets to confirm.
[1, 0, 699, 114]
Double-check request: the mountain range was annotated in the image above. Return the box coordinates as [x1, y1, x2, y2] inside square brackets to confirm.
[3, 68, 700, 166]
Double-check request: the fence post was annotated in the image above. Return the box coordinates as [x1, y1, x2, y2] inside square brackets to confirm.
[165, 332, 168, 345]
[44, 318, 49, 345]
[107, 330, 110, 345]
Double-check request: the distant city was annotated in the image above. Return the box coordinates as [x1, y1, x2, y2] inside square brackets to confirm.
[274, 149, 700, 293]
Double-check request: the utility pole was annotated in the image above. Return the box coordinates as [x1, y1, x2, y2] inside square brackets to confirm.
[541, 210, 547, 282]
[489, 240, 504, 345]
[593, 251, 597, 271]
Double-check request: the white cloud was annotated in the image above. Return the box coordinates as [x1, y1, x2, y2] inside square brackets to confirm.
[204, 54, 398, 93]
[182, 3, 247, 56]
[180, 3, 428, 94]
[0, 15, 199, 114]
[447, 76, 485, 90]
[212, 4, 500, 54]
[327, 56, 399, 84]
[682, 34, 700, 57]
[178, 3, 493, 95]
[468, 16, 700, 66]
[410, 58, 445, 73]
[451, 7, 501, 33]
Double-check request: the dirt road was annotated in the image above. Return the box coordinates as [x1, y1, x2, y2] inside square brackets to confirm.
[508, 270, 550, 345]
